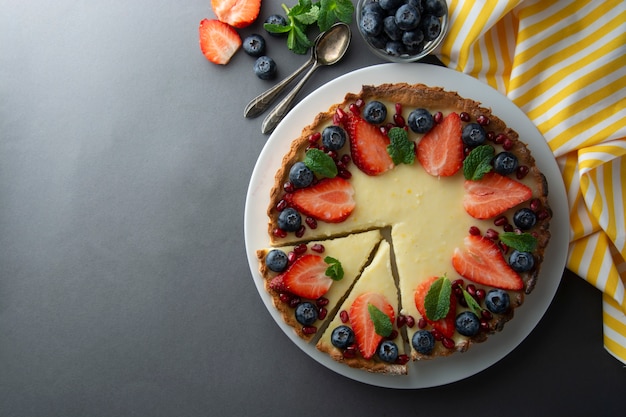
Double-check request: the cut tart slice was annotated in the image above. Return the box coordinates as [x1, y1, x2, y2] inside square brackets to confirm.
[316, 240, 408, 375]
[256, 230, 382, 341]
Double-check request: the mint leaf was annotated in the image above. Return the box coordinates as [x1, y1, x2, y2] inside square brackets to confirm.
[317, 0, 354, 31]
[499, 232, 538, 252]
[304, 148, 337, 178]
[324, 256, 344, 281]
[294, 3, 319, 25]
[263, 23, 292, 34]
[463, 145, 494, 180]
[368, 303, 393, 337]
[386, 127, 415, 165]
[424, 276, 452, 321]
[462, 288, 483, 317]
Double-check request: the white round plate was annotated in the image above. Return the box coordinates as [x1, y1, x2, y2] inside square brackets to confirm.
[244, 63, 569, 389]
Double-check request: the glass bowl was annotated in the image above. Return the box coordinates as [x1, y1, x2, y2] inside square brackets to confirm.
[356, 0, 449, 63]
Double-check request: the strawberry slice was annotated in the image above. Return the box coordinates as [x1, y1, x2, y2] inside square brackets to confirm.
[417, 112, 463, 177]
[349, 292, 395, 359]
[268, 254, 333, 299]
[414, 276, 456, 338]
[340, 112, 394, 176]
[286, 177, 355, 223]
[463, 172, 532, 219]
[452, 235, 524, 290]
[199, 19, 242, 65]
[211, 0, 261, 28]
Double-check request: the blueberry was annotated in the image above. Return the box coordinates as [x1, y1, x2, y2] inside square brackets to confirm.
[361, 2, 385, 16]
[367, 34, 388, 49]
[493, 151, 519, 175]
[513, 207, 537, 230]
[363, 101, 388, 124]
[455, 311, 480, 336]
[254, 56, 277, 80]
[242, 34, 266, 57]
[402, 29, 425, 51]
[383, 15, 402, 41]
[379, 0, 404, 12]
[360, 12, 384, 37]
[485, 289, 510, 314]
[421, 14, 442, 41]
[385, 41, 405, 56]
[423, 0, 447, 17]
[407, 108, 434, 133]
[412, 329, 435, 355]
[295, 302, 318, 326]
[321, 125, 347, 151]
[331, 325, 355, 349]
[289, 162, 314, 188]
[264, 14, 288, 36]
[265, 249, 288, 272]
[509, 250, 535, 272]
[395, 4, 420, 31]
[377, 340, 399, 363]
[462, 122, 487, 146]
[277, 207, 301, 232]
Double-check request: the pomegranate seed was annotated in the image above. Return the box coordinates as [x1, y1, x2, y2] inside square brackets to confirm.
[494, 215, 508, 227]
[275, 199, 288, 211]
[475, 288, 486, 300]
[310, 243, 324, 253]
[464, 146, 472, 157]
[397, 315, 407, 328]
[503, 137, 514, 150]
[341, 154, 351, 164]
[442, 337, 456, 349]
[498, 241, 509, 253]
[477, 114, 490, 126]
[485, 228, 499, 240]
[516, 165, 529, 179]
[302, 325, 317, 335]
[379, 126, 389, 136]
[289, 297, 301, 308]
[393, 113, 405, 127]
[287, 251, 297, 263]
[396, 354, 410, 365]
[481, 309, 493, 320]
[537, 209, 551, 220]
[293, 243, 307, 254]
[406, 315, 415, 328]
[452, 279, 465, 288]
[530, 198, 541, 211]
[279, 293, 291, 304]
[531, 231, 539, 238]
[395, 103, 403, 115]
[418, 318, 427, 329]
[309, 132, 321, 143]
[305, 217, 317, 229]
[469, 226, 481, 236]
[327, 150, 337, 160]
[432, 329, 443, 341]
[349, 103, 360, 115]
[343, 346, 357, 358]
[503, 224, 514, 232]
[340, 310, 349, 323]
[355, 98, 365, 108]
[459, 296, 468, 307]
[334, 108, 347, 124]
[336, 160, 346, 170]
[283, 182, 294, 193]
[338, 169, 352, 179]
[386, 330, 398, 340]
[434, 111, 443, 123]
[480, 320, 490, 332]
[466, 284, 477, 296]
[487, 131, 496, 141]
[318, 307, 327, 320]
[494, 133, 507, 144]
[460, 112, 470, 122]
[273, 228, 287, 238]
[316, 297, 329, 307]
[295, 225, 306, 238]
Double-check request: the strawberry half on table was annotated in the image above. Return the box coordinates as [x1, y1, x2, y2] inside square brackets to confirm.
[211, 0, 261, 28]
[199, 19, 242, 65]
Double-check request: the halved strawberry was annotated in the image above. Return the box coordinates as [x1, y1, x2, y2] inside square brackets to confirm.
[463, 172, 532, 219]
[452, 235, 524, 290]
[349, 292, 395, 359]
[211, 0, 261, 28]
[286, 177, 355, 223]
[417, 112, 463, 177]
[268, 254, 333, 299]
[340, 112, 394, 176]
[199, 19, 242, 65]
[414, 276, 456, 338]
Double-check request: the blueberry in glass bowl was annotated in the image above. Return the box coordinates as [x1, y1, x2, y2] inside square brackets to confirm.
[357, 0, 448, 62]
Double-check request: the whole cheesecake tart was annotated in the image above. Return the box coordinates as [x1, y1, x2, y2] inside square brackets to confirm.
[256, 83, 551, 374]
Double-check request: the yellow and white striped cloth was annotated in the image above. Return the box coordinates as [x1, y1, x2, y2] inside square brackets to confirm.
[436, 0, 626, 362]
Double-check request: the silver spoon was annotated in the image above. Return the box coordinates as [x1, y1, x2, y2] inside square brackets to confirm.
[260, 22, 351, 134]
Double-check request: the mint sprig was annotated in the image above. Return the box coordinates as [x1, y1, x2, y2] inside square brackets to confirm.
[463, 145, 494, 180]
[499, 232, 538, 252]
[304, 148, 337, 178]
[424, 276, 452, 321]
[462, 288, 483, 317]
[387, 127, 415, 165]
[368, 303, 393, 337]
[324, 256, 344, 281]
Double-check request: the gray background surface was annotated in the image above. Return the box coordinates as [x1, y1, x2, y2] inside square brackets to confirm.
[1, 1, 623, 416]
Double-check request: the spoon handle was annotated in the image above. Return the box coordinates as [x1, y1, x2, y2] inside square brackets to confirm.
[244, 56, 314, 119]
[261, 63, 320, 134]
